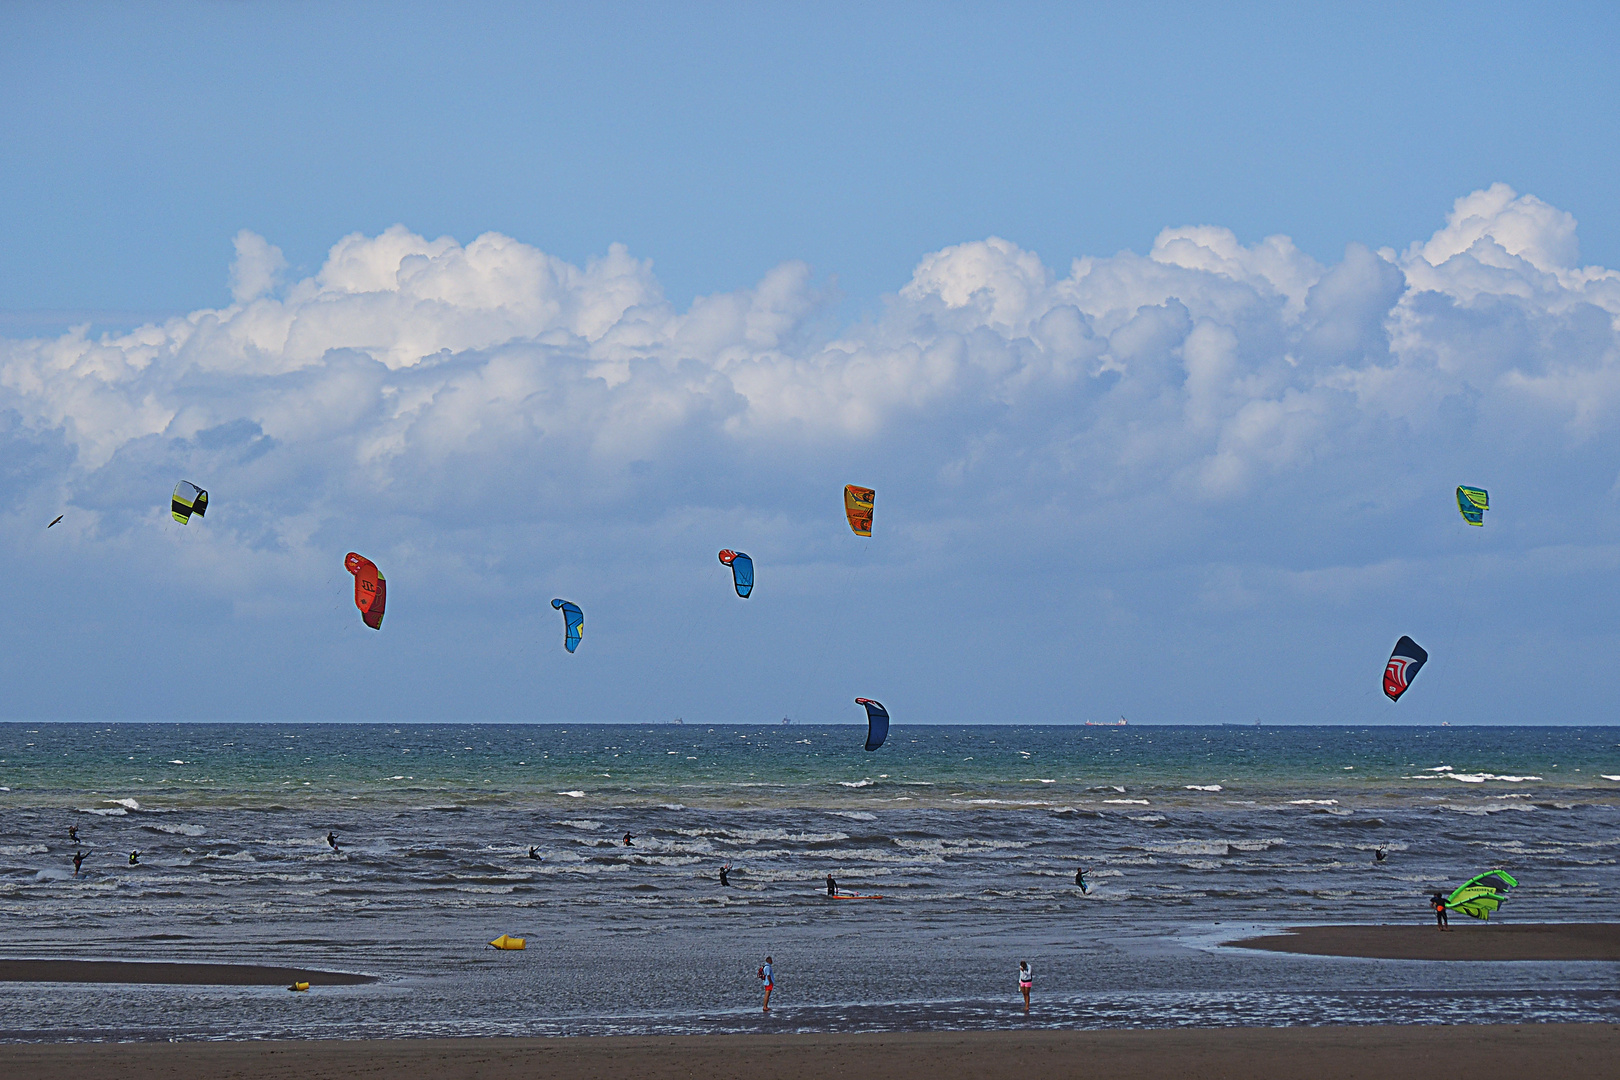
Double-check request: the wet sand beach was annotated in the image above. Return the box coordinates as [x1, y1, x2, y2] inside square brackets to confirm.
[2, 1027, 1616, 1080]
[0, 960, 375, 986]
[1229, 923, 1620, 961]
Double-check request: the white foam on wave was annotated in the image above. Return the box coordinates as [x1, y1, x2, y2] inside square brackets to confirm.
[1144, 839, 1229, 856]
[147, 822, 206, 836]
[79, 807, 126, 816]
[1021, 778, 1057, 783]
[107, 798, 140, 810]
[839, 780, 874, 788]
[556, 790, 586, 798]
[829, 811, 877, 821]
[1104, 798, 1150, 805]
[1288, 799, 1337, 806]
[0, 843, 48, 856]
[1185, 785, 1222, 791]
[1602, 775, 1620, 781]
[556, 819, 602, 830]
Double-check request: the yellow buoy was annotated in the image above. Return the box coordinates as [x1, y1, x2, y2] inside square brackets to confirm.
[489, 934, 526, 950]
[288, 981, 309, 992]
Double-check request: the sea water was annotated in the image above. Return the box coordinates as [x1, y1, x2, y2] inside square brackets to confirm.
[1, 723, 1617, 1039]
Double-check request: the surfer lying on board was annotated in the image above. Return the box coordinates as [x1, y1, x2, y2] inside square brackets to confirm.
[826, 873, 837, 897]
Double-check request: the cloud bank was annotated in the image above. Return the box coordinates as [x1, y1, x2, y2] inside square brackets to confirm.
[4, 184, 1619, 722]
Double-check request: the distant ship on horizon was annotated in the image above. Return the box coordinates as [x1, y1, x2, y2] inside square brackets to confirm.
[1085, 717, 1128, 726]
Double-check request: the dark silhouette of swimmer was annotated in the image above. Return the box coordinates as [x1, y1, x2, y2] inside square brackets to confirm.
[623, 832, 634, 847]
[1430, 891, 1449, 930]
[327, 831, 338, 851]
[826, 873, 837, 897]
[72, 850, 84, 876]
[1374, 847, 1387, 863]
[128, 850, 139, 865]
[528, 847, 542, 860]
[67, 825, 79, 843]
[719, 863, 730, 887]
[1075, 867, 1089, 893]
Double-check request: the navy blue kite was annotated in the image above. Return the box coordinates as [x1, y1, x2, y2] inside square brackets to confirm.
[552, 599, 584, 653]
[718, 550, 753, 598]
[1383, 635, 1428, 702]
[856, 698, 889, 751]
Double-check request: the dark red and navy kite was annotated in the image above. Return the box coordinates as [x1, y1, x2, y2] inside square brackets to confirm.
[1383, 636, 1427, 701]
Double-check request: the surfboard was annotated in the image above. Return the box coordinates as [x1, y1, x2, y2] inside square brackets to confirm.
[830, 893, 884, 899]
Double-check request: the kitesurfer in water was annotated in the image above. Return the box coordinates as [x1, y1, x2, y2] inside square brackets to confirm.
[1018, 961, 1032, 1014]
[719, 863, 730, 887]
[1430, 890, 1449, 930]
[1075, 867, 1089, 893]
[623, 832, 634, 847]
[128, 850, 139, 865]
[72, 851, 84, 877]
[528, 847, 542, 860]
[758, 956, 774, 1012]
[826, 873, 837, 897]
[67, 825, 78, 843]
[1374, 847, 1387, 864]
[327, 831, 338, 851]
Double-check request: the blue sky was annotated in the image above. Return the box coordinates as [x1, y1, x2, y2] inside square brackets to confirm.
[2, 3, 1619, 723]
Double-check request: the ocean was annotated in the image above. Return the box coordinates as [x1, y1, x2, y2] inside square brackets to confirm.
[1, 723, 1618, 1040]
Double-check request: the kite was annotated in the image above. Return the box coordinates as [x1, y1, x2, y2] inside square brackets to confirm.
[171, 481, 208, 524]
[47, 515, 62, 528]
[1383, 636, 1427, 702]
[718, 550, 754, 598]
[1445, 870, 1518, 919]
[1456, 485, 1489, 526]
[844, 485, 875, 537]
[552, 599, 583, 653]
[856, 698, 889, 751]
[344, 552, 386, 630]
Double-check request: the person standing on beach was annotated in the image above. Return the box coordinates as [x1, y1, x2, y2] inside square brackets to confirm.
[826, 873, 837, 897]
[72, 850, 84, 877]
[1430, 891, 1449, 930]
[758, 956, 774, 1012]
[1018, 961, 1032, 1013]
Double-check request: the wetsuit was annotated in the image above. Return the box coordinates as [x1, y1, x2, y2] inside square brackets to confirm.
[1075, 868, 1088, 892]
[719, 865, 730, 886]
[623, 833, 634, 847]
[128, 851, 139, 865]
[72, 852, 84, 876]
[1374, 848, 1387, 863]
[1432, 893, 1449, 928]
[528, 847, 541, 860]
[826, 874, 836, 897]
[327, 832, 338, 850]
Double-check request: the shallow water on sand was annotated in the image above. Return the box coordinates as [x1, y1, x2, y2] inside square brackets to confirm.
[1, 723, 1618, 1039]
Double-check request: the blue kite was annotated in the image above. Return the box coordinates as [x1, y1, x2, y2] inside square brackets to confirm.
[856, 698, 889, 751]
[551, 599, 583, 653]
[718, 550, 754, 598]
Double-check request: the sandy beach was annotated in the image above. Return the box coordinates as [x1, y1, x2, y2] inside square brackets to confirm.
[2, 1026, 1617, 1080]
[1229, 923, 1620, 961]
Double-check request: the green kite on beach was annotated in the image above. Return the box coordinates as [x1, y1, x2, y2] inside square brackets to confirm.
[1445, 870, 1518, 919]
